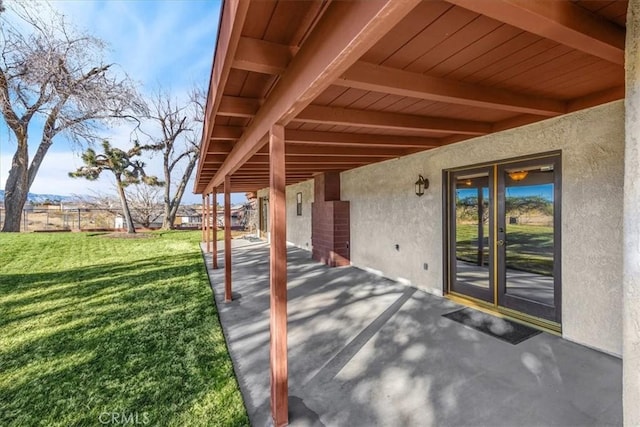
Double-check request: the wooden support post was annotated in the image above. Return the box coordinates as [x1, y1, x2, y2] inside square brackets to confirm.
[224, 175, 232, 302]
[212, 190, 219, 269]
[269, 124, 288, 426]
[208, 193, 214, 253]
[201, 195, 206, 242]
[204, 193, 210, 252]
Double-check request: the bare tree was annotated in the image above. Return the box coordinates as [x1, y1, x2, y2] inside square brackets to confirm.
[126, 183, 163, 229]
[0, 3, 145, 231]
[142, 86, 203, 229]
[69, 141, 162, 234]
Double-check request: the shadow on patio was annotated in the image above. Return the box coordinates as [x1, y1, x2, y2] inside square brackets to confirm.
[202, 241, 621, 427]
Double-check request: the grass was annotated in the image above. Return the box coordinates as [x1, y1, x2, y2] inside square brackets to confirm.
[0, 231, 249, 426]
[456, 223, 554, 275]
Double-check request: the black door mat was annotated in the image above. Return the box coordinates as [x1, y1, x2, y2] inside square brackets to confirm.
[442, 307, 542, 345]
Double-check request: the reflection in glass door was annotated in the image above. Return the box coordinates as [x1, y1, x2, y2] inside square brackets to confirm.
[449, 168, 493, 303]
[497, 157, 561, 322]
[446, 154, 561, 325]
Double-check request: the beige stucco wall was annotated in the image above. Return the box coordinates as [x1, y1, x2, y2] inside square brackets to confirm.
[624, 2, 640, 421]
[285, 180, 314, 250]
[257, 181, 314, 250]
[339, 101, 624, 356]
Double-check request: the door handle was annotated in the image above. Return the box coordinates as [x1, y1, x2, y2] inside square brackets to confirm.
[497, 239, 505, 246]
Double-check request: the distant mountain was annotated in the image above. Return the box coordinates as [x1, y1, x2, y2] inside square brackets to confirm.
[0, 189, 76, 204]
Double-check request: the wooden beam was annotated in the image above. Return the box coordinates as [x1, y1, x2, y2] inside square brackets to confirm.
[233, 37, 295, 74]
[203, 146, 410, 164]
[240, 163, 366, 170]
[224, 175, 232, 302]
[269, 124, 288, 427]
[217, 62, 565, 122]
[218, 96, 260, 118]
[265, 155, 399, 163]
[568, 85, 625, 112]
[294, 105, 491, 135]
[207, 141, 235, 154]
[212, 191, 218, 269]
[337, 61, 566, 116]
[205, 0, 422, 193]
[212, 126, 244, 140]
[285, 129, 441, 148]
[446, 0, 625, 65]
[196, 0, 249, 190]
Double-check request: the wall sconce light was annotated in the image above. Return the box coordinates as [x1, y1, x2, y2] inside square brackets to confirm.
[415, 174, 429, 196]
[508, 170, 528, 182]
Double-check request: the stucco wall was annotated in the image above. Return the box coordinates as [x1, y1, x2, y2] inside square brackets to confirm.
[257, 181, 314, 250]
[285, 180, 314, 250]
[339, 101, 624, 356]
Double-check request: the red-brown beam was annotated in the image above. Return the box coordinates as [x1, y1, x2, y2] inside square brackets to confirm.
[218, 95, 261, 118]
[228, 37, 566, 116]
[269, 124, 288, 426]
[284, 130, 442, 148]
[233, 37, 295, 74]
[337, 61, 566, 116]
[293, 105, 491, 135]
[195, 0, 249, 190]
[446, 0, 625, 65]
[204, 0, 421, 194]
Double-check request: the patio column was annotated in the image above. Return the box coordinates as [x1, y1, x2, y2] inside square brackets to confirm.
[224, 175, 232, 302]
[624, 1, 640, 424]
[269, 124, 288, 427]
[201, 195, 206, 242]
[206, 193, 212, 253]
[212, 190, 218, 269]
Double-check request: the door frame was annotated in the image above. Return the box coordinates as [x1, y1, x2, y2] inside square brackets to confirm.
[442, 151, 562, 331]
[496, 155, 562, 323]
[446, 166, 495, 303]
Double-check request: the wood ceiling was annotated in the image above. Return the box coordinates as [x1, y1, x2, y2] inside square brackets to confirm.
[195, 0, 627, 194]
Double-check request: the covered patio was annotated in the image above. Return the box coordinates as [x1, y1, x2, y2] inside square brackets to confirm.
[194, 0, 639, 425]
[201, 241, 621, 426]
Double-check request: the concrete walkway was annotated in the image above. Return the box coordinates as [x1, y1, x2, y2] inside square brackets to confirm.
[202, 241, 621, 427]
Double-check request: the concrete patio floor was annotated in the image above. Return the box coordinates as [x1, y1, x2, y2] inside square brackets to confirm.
[201, 240, 621, 427]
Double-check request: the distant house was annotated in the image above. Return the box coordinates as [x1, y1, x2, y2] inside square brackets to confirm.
[214, 204, 250, 230]
[177, 206, 203, 228]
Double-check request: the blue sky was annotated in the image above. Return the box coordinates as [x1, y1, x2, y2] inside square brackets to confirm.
[0, 0, 245, 205]
[457, 184, 554, 201]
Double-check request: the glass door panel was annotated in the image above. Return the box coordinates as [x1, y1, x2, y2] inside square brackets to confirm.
[449, 168, 493, 302]
[497, 158, 561, 322]
[446, 154, 561, 325]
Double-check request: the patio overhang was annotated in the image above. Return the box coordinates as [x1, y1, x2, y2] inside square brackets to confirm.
[193, 1, 629, 426]
[194, 0, 625, 194]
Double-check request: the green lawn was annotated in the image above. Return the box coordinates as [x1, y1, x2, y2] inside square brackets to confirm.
[0, 231, 248, 426]
[456, 223, 554, 276]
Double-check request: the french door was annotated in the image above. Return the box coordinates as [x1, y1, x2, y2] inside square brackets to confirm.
[445, 153, 562, 326]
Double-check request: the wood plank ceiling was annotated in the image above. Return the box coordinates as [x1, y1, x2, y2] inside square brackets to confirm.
[195, 0, 627, 194]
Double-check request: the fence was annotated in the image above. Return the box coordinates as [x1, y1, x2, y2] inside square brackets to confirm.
[0, 206, 257, 232]
[0, 208, 120, 232]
